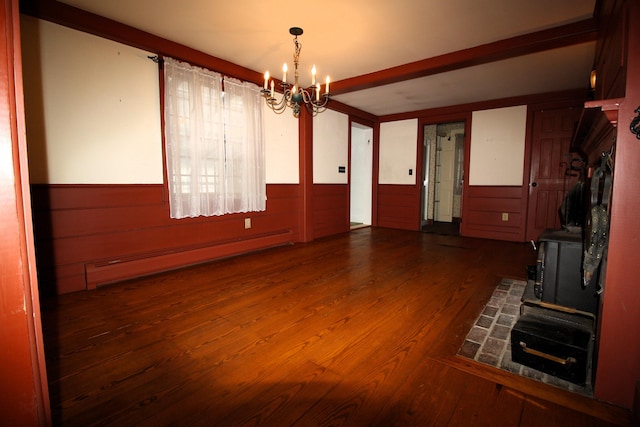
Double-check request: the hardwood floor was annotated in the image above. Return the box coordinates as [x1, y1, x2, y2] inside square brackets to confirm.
[41, 228, 631, 426]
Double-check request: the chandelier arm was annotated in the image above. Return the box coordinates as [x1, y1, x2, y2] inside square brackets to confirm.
[300, 88, 311, 104]
[303, 102, 323, 117]
[264, 90, 289, 114]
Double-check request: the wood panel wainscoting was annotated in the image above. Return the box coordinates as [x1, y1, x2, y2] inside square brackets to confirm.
[41, 227, 631, 426]
[31, 183, 300, 295]
[461, 185, 527, 242]
[312, 184, 350, 239]
[377, 184, 420, 231]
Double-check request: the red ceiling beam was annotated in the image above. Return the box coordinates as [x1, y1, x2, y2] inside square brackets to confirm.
[20, 0, 265, 86]
[330, 18, 598, 96]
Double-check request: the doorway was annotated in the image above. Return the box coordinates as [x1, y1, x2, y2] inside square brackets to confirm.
[421, 122, 465, 234]
[350, 122, 373, 229]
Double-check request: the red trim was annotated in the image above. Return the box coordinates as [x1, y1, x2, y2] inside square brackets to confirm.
[371, 123, 380, 226]
[21, 0, 264, 86]
[380, 89, 586, 122]
[85, 231, 293, 289]
[327, 99, 377, 123]
[298, 109, 314, 242]
[418, 112, 473, 236]
[0, 0, 50, 423]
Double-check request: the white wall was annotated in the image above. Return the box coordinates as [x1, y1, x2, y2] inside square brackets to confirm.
[21, 16, 163, 184]
[264, 106, 299, 183]
[21, 16, 301, 186]
[469, 105, 527, 186]
[21, 16, 529, 193]
[313, 109, 349, 184]
[379, 119, 418, 184]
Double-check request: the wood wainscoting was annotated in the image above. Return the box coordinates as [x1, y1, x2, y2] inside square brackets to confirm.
[461, 185, 527, 242]
[312, 184, 350, 239]
[31, 183, 300, 295]
[377, 184, 420, 230]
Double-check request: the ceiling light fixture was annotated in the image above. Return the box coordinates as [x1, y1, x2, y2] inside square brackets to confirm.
[262, 27, 330, 118]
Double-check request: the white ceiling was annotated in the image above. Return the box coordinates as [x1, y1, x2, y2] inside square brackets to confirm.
[58, 0, 596, 116]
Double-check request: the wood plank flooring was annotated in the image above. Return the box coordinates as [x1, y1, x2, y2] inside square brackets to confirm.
[40, 228, 631, 426]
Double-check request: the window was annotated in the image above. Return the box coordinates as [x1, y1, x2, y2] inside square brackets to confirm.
[164, 57, 266, 218]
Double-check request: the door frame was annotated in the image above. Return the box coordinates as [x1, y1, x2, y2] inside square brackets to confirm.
[419, 113, 471, 232]
[0, 0, 51, 423]
[348, 117, 376, 228]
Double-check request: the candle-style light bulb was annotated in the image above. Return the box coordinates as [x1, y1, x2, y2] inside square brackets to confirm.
[270, 80, 275, 98]
[325, 76, 330, 94]
[316, 82, 320, 100]
[264, 71, 269, 90]
[283, 63, 288, 83]
[311, 65, 317, 86]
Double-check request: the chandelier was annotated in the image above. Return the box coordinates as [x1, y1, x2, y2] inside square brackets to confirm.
[262, 27, 330, 118]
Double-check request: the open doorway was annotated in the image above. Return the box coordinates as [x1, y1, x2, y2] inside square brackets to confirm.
[421, 122, 465, 235]
[350, 122, 373, 230]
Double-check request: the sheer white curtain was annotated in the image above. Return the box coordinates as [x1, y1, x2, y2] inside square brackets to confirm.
[222, 77, 266, 214]
[164, 57, 265, 218]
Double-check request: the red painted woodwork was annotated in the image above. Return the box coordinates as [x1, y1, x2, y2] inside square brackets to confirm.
[592, 0, 627, 101]
[328, 99, 377, 123]
[592, 0, 640, 410]
[371, 123, 381, 227]
[31, 184, 300, 294]
[312, 184, 350, 238]
[15, 0, 640, 414]
[572, 99, 621, 166]
[525, 107, 582, 242]
[377, 184, 420, 231]
[331, 20, 597, 96]
[298, 108, 314, 242]
[461, 186, 526, 242]
[21, 0, 265, 87]
[0, 0, 50, 423]
[85, 231, 293, 289]
[381, 89, 586, 123]
[572, 98, 622, 166]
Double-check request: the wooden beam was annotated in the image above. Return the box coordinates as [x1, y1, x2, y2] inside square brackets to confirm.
[20, 0, 265, 86]
[330, 19, 597, 96]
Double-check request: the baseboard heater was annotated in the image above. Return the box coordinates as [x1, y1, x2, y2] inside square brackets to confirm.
[84, 230, 294, 289]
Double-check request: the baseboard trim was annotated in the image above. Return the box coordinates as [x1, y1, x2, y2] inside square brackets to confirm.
[85, 230, 294, 289]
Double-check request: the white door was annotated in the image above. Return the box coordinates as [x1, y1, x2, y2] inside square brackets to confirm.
[435, 136, 455, 222]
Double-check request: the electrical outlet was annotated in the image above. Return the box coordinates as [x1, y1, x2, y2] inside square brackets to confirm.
[502, 212, 509, 221]
[244, 218, 251, 229]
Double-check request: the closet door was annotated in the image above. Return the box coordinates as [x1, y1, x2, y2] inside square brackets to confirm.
[526, 107, 581, 242]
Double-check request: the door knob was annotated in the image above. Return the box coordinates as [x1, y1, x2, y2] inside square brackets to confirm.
[531, 182, 537, 187]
